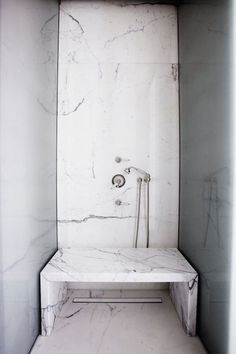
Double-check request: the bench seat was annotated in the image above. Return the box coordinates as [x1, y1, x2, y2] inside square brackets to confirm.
[40, 248, 198, 336]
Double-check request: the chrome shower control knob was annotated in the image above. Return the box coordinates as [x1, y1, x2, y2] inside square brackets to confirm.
[115, 156, 122, 163]
[112, 174, 126, 188]
[115, 199, 122, 206]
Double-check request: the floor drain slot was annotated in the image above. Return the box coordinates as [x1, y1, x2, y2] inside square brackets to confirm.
[72, 297, 163, 303]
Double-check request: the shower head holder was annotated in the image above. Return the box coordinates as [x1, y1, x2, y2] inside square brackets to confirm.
[124, 166, 150, 182]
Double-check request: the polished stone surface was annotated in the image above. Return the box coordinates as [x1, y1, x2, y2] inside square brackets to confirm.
[33, 290, 206, 354]
[178, 2, 232, 353]
[58, 1, 179, 249]
[0, 1, 58, 353]
[42, 248, 197, 282]
[40, 248, 198, 336]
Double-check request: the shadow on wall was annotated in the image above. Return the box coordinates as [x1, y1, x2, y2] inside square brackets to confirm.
[178, 0, 232, 353]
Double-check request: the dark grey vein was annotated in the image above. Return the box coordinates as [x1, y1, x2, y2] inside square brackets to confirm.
[58, 214, 134, 224]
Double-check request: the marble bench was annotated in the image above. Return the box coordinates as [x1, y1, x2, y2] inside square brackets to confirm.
[40, 248, 198, 337]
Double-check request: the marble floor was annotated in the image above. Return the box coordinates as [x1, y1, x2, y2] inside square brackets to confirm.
[31, 290, 207, 354]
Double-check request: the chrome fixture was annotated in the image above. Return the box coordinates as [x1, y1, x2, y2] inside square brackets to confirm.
[112, 174, 126, 188]
[115, 199, 122, 206]
[115, 156, 122, 163]
[146, 179, 150, 248]
[124, 166, 151, 182]
[135, 177, 142, 248]
[73, 297, 162, 304]
[125, 166, 150, 248]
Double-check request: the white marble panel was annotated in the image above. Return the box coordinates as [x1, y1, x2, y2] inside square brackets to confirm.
[33, 291, 206, 354]
[40, 247, 198, 336]
[58, 7, 179, 247]
[67, 281, 168, 291]
[41, 276, 68, 336]
[41, 248, 197, 283]
[178, 4, 231, 65]
[0, 1, 58, 353]
[59, 1, 177, 64]
[170, 278, 198, 336]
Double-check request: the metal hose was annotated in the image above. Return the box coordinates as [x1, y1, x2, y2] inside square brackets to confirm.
[134, 177, 142, 248]
[146, 179, 150, 248]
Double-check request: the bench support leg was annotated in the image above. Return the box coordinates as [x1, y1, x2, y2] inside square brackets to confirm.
[40, 276, 68, 336]
[169, 276, 198, 336]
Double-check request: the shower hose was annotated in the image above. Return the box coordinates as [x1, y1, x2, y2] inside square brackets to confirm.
[134, 177, 150, 248]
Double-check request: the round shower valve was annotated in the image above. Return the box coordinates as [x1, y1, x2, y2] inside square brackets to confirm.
[112, 174, 126, 188]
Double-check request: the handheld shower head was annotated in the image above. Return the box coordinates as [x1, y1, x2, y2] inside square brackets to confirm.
[124, 166, 150, 182]
[124, 165, 151, 249]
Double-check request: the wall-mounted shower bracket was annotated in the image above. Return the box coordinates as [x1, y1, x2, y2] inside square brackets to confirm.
[124, 166, 150, 182]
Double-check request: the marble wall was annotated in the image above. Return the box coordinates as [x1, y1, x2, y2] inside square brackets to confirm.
[0, 0, 59, 353]
[178, 2, 232, 353]
[58, 1, 179, 249]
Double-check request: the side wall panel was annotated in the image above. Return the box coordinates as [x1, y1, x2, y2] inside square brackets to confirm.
[178, 2, 232, 353]
[0, 1, 59, 353]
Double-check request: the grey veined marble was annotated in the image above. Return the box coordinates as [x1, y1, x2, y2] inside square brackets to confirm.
[40, 248, 198, 337]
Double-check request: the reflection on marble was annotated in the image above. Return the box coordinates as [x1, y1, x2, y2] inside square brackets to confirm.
[58, 1, 179, 249]
[170, 277, 198, 336]
[178, 2, 232, 353]
[33, 290, 206, 354]
[0, 1, 58, 353]
[40, 248, 198, 336]
[178, 4, 231, 65]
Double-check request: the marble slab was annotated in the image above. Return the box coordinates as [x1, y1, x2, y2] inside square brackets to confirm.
[0, 1, 59, 352]
[58, 1, 179, 249]
[33, 290, 206, 354]
[41, 248, 197, 283]
[59, 2, 178, 64]
[40, 248, 198, 336]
